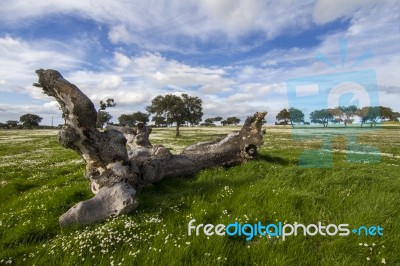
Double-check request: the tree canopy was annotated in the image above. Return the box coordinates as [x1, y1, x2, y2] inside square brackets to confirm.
[379, 106, 399, 122]
[182, 94, 203, 126]
[221, 117, 241, 126]
[146, 94, 203, 136]
[96, 111, 112, 128]
[6, 120, 19, 128]
[328, 105, 357, 127]
[276, 108, 304, 128]
[201, 116, 224, 126]
[19, 113, 42, 128]
[288, 108, 304, 127]
[276, 108, 290, 125]
[152, 116, 169, 127]
[310, 109, 333, 127]
[118, 112, 150, 127]
[356, 106, 398, 127]
[202, 118, 215, 126]
[340, 105, 357, 126]
[96, 99, 116, 128]
[99, 98, 116, 111]
[212, 116, 223, 122]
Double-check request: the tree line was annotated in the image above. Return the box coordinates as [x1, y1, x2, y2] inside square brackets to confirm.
[1, 94, 399, 135]
[97, 95, 241, 136]
[1, 94, 237, 136]
[276, 106, 400, 128]
[0, 113, 44, 129]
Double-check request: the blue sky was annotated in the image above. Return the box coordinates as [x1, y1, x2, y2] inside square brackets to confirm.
[0, 0, 398, 125]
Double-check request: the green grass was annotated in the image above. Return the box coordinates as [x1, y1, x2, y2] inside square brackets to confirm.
[0, 126, 399, 265]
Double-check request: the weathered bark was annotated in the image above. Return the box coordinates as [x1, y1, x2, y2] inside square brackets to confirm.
[34, 69, 267, 226]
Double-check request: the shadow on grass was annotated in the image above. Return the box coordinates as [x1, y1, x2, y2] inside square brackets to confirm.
[12, 182, 38, 193]
[137, 172, 255, 213]
[258, 153, 290, 165]
[137, 162, 278, 214]
[136, 152, 293, 212]
[133, 150, 295, 218]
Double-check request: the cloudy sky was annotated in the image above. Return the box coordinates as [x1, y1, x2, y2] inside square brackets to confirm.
[0, 0, 398, 125]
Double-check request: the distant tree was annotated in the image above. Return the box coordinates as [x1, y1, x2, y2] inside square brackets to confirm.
[152, 116, 169, 127]
[357, 106, 397, 127]
[97, 98, 116, 128]
[276, 108, 304, 128]
[380, 106, 398, 122]
[331, 105, 357, 127]
[146, 94, 203, 136]
[226, 117, 241, 126]
[0, 122, 5, 129]
[220, 117, 240, 126]
[310, 109, 333, 127]
[330, 107, 344, 124]
[390, 112, 400, 122]
[288, 107, 304, 128]
[364, 106, 381, 127]
[276, 108, 290, 125]
[132, 112, 150, 124]
[118, 114, 136, 127]
[204, 116, 223, 126]
[202, 118, 215, 126]
[99, 98, 116, 111]
[356, 107, 369, 127]
[147, 94, 183, 135]
[212, 116, 223, 122]
[6, 120, 19, 128]
[19, 114, 42, 129]
[118, 112, 149, 127]
[96, 111, 112, 128]
[340, 105, 357, 127]
[182, 94, 203, 126]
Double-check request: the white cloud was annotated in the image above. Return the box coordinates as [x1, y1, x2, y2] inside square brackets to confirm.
[261, 60, 278, 67]
[199, 0, 314, 40]
[98, 75, 123, 90]
[29, 52, 235, 112]
[227, 93, 254, 103]
[114, 52, 131, 70]
[0, 1, 315, 52]
[109, 52, 234, 95]
[43, 101, 60, 109]
[313, 0, 381, 24]
[248, 83, 285, 95]
[202, 98, 266, 120]
[108, 25, 131, 44]
[0, 0, 395, 53]
[0, 36, 84, 98]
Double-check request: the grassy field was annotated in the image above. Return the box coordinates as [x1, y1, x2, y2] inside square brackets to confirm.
[0, 125, 399, 265]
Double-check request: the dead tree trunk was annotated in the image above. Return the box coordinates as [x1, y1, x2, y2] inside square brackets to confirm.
[33, 69, 267, 227]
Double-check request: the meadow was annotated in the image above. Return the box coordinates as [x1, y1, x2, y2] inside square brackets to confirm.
[0, 125, 399, 265]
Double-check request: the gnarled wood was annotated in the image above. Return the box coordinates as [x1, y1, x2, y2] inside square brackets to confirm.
[34, 69, 267, 226]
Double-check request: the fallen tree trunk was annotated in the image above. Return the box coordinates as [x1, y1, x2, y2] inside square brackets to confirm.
[33, 69, 267, 226]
